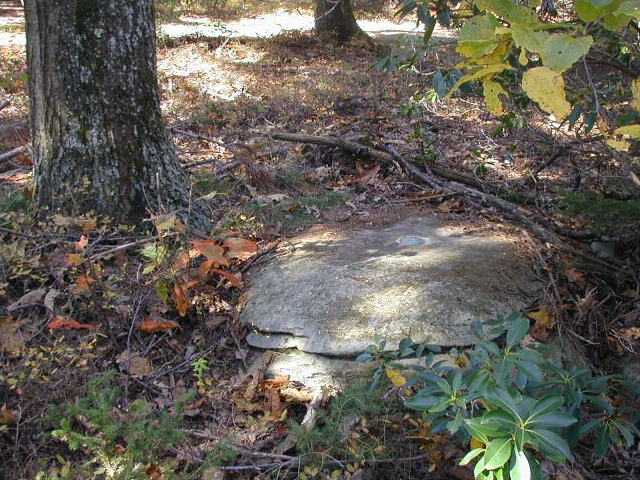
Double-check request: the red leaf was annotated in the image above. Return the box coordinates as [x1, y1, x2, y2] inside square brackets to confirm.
[47, 315, 96, 330]
[139, 317, 180, 334]
[191, 239, 229, 265]
[223, 237, 257, 260]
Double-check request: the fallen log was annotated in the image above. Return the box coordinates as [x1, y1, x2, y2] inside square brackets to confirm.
[270, 132, 569, 248]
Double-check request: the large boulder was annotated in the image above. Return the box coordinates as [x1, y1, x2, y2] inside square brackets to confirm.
[241, 217, 540, 357]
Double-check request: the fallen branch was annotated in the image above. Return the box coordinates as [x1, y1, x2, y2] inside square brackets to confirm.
[271, 132, 567, 247]
[0, 145, 29, 164]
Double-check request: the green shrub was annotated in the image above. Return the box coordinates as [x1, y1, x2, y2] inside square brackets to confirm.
[38, 372, 192, 480]
[359, 312, 640, 480]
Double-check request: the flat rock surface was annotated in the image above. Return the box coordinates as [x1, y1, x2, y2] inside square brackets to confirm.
[242, 217, 540, 356]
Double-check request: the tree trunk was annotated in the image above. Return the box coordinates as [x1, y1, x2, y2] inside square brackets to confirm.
[24, 0, 210, 231]
[315, 0, 366, 41]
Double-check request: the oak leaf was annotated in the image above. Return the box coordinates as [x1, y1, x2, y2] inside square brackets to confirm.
[191, 239, 229, 265]
[223, 237, 257, 261]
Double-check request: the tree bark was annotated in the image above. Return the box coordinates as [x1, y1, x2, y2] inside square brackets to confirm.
[24, 0, 210, 230]
[315, 0, 366, 41]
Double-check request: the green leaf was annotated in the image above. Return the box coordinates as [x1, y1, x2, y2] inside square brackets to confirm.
[483, 78, 508, 115]
[631, 77, 640, 112]
[522, 67, 572, 120]
[595, 424, 610, 456]
[355, 352, 373, 362]
[575, 0, 615, 22]
[405, 394, 441, 411]
[156, 279, 169, 304]
[506, 317, 530, 347]
[585, 395, 615, 413]
[448, 409, 464, 434]
[603, 11, 636, 30]
[514, 348, 543, 364]
[525, 429, 573, 462]
[613, 124, 640, 138]
[486, 390, 522, 422]
[516, 359, 544, 383]
[512, 28, 550, 52]
[611, 420, 635, 446]
[449, 64, 515, 96]
[466, 417, 508, 445]
[483, 410, 518, 429]
[578, 418, 602, 437]
[457, 14, 502, 58]
[452, 372, 463, 392]
[476, 340, 501, 356]
[484, 437, 512, 470]
[527, 393, 564, 419]
[538, 34, 593, 73]
[460, 447, 485, 466]
[474, 456, 487, 478]
[529, 412, 578, 428]
[476, 0, 540, 28]
[510, 447, 531, 480]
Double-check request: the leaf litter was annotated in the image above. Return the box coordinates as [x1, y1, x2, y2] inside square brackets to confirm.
[1, 1, 640, 479]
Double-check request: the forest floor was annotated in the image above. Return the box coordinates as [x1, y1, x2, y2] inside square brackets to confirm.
[1, 1, 639, 479]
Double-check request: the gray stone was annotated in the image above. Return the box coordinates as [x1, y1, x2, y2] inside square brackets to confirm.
[242, 217, 540, 357]
[264, 350, 458, 390]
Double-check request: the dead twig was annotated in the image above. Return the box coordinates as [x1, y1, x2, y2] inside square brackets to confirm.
[387, 192, 460, 204]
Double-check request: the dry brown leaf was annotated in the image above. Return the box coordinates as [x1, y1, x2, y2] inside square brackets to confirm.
[201, 467, 225, 480]
[73, 275, 91, 294]
[1, 404, 20, 425]
[264, 386, 285, 417]
[281, 387, 314, 403]
[7, 287, 47, 312]
[191, 239, 229, 265]
[173, 283, 190, 317]
[43, 288, 60, 313]
[144, 463, 162, 480]
[223, 237, 258, 261]
[66, 254, 85, 266]
[75, 235, 89, 252]
[262, 376, 290, 390]
[578, 293, 597, 318]
[618, 327, 640, 340]
[115, 350, 152, 376]
[139, 317, 180, 334]
[563, 267, 586, 287]
[210, 268, 242, 288]
[0, 317, 24, 356]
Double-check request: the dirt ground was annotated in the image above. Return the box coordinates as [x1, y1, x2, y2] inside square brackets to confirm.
[1, 1, 639, 479]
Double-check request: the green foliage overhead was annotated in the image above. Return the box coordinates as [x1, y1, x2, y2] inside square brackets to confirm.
[407, 0, 640, 148]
